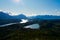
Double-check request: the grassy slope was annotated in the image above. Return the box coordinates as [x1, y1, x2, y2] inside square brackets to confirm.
[0, 20, 60, 40]
[0, 28, 60, 40]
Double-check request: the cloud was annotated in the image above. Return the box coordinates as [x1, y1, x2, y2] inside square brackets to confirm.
[0, 9, 60, 16]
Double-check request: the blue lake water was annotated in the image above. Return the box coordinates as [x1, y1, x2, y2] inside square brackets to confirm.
[0, 23, 40, 29]
[24, 24, 40, 29]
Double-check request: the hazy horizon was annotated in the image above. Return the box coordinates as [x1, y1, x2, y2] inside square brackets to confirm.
[0, 0, 60, 16]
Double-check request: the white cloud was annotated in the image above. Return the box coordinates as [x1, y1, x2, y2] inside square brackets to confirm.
[0, 9, 60, 16]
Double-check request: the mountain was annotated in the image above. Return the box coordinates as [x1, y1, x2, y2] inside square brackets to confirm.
[30, 15, 60, 20]
[0, 12, 12, 19]
[12, 14, 27, 19]
[0, 12, 27, 19]
[0, 11, 27, 25]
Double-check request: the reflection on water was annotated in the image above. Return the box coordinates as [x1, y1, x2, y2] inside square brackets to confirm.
[24, 24, 40, 29]
[20, 19, 28, 23]
[0, 23, 17, 27]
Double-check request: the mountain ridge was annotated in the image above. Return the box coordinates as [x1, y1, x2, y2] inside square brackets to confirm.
[0, 11, 27, 25]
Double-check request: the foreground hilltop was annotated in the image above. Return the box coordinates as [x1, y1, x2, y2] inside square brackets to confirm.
[0, 18, 60, 40]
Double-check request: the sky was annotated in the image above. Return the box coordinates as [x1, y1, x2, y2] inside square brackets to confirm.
[0, 0, 60, 16]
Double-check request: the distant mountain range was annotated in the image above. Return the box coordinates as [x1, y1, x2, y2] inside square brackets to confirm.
[0, 11, 27, 25]
[0, 12, 11, 19]
[0, 11, 60, 25]
[0, 12, 27, 19]
[30, 15, 60, 20]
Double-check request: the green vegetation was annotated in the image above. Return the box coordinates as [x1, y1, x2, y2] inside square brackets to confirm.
[0, 28, 60, 40]
[0, 20, 60, 40]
